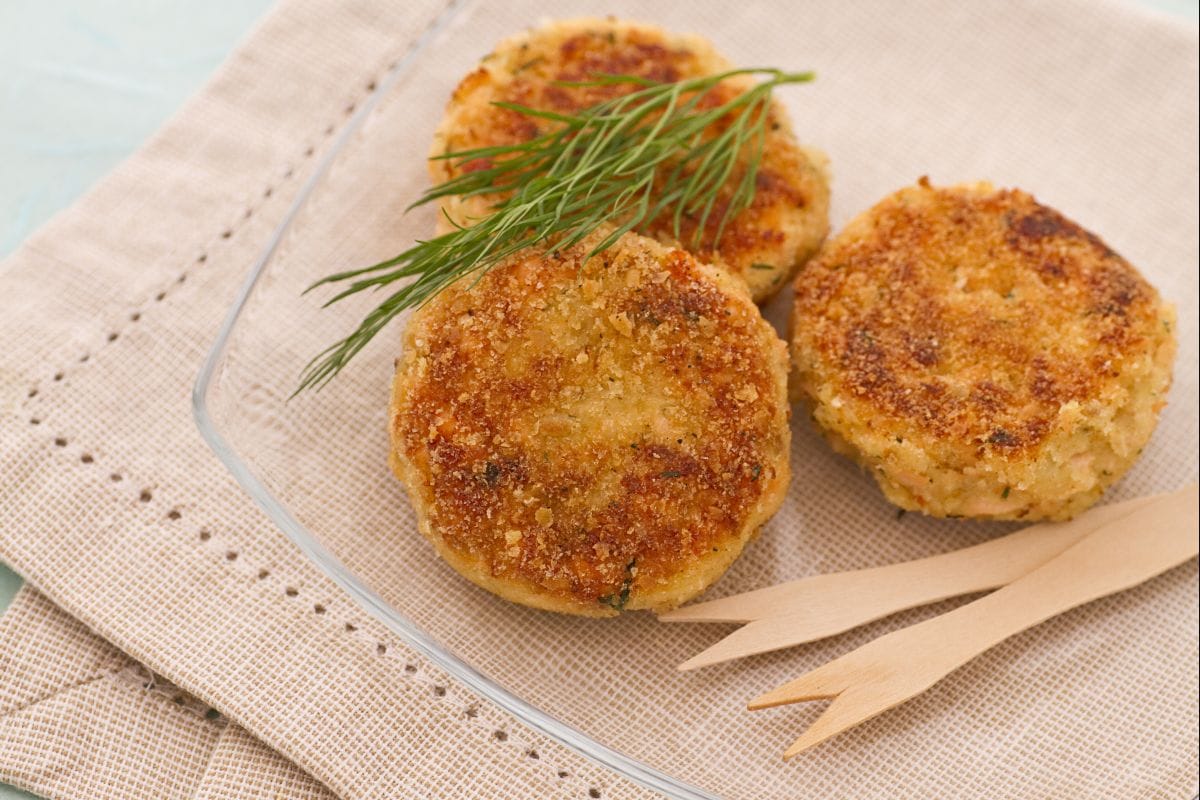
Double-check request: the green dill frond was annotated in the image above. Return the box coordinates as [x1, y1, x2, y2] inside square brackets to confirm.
[297, 68, 813, 394]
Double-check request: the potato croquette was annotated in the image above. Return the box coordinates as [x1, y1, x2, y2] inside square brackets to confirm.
[790, 179, 1176, 521]
[390, 230, 791, 616]
[430, 17, 830, 303]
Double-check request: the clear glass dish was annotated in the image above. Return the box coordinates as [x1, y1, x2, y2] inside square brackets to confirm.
[193, 2, 1196, 797]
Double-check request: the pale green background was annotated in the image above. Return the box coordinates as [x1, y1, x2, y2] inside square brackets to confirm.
[0, 1, 1195, 798]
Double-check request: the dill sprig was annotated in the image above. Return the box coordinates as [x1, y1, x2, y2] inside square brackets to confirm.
[297, 67, 813, 394]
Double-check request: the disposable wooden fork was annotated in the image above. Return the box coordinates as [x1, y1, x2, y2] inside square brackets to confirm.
[659, 492, 1164, 670]
[747, 483, 1197, 757]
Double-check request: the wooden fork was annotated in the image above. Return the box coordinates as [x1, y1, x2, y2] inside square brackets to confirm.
[661, 493, 1162, 670]
[747, 483, 1198, 757]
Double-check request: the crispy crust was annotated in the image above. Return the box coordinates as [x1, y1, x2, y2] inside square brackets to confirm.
[430, 16, 830, 302]
[791, 179, 1177, 520]
[391, 230, 791, 615]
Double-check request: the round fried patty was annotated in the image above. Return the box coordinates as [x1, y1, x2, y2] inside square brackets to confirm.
[391, 230, 791, 615]
[790, 179, 1176, 520]
[430, 16, 830, 303]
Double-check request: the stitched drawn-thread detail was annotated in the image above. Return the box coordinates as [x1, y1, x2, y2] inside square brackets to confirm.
[18, 35, 420, 395]
[181, 522, 605, 796]
[31, 421, 611, 798]
[14, 4, 609, 796]
[111, 663, 228, 726]
[188, 524, 606, 796]
[0, 662, 224, 728]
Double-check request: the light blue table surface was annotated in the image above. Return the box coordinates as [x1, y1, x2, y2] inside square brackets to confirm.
[0, 3, 272, 798]
[0, 1, 1195, 798]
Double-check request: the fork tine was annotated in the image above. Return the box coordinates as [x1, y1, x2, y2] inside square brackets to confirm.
[780, 691, 869, 757]
[658, 581, 799, 622]
[678, 599, 901, 670]
[752, 485, 1198, 758]
[747, 658, 853, 709]
[678, 618, 780, 671]
[781, 678, 927, 757]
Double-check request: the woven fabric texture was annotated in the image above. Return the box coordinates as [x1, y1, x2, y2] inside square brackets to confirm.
[0, 586, 332, 799]
[0, 0, 1196, 798]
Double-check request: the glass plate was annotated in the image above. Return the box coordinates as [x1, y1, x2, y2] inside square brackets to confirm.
[193, 2, 1197, 797]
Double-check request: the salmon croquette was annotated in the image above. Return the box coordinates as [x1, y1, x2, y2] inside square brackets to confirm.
[790, 179, 1176, 521]
[429, 17, 830, 303]
[390, 230, 792, 615]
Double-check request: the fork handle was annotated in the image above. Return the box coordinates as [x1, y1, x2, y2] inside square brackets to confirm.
[751, 485, 1198, 719]
[922, 483, 1197, 669]
[661, 492, 1160, 625]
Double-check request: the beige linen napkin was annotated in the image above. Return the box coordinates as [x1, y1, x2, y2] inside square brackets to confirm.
[0, 1, 648, 797]
[0, 586, 330, 799]
[0, 0, 1196, 798]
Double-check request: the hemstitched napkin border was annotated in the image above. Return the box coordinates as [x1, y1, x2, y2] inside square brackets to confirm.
[0, 0, 653, 797]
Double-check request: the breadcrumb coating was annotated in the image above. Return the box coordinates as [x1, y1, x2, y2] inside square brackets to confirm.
[391, 230, 791, 615]
[430, 16, 830, 302]
[791, 179, 1176, 520]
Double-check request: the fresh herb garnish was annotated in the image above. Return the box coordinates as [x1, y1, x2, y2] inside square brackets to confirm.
[598, 559, 637, 610]
[297, 68, 813, 393]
